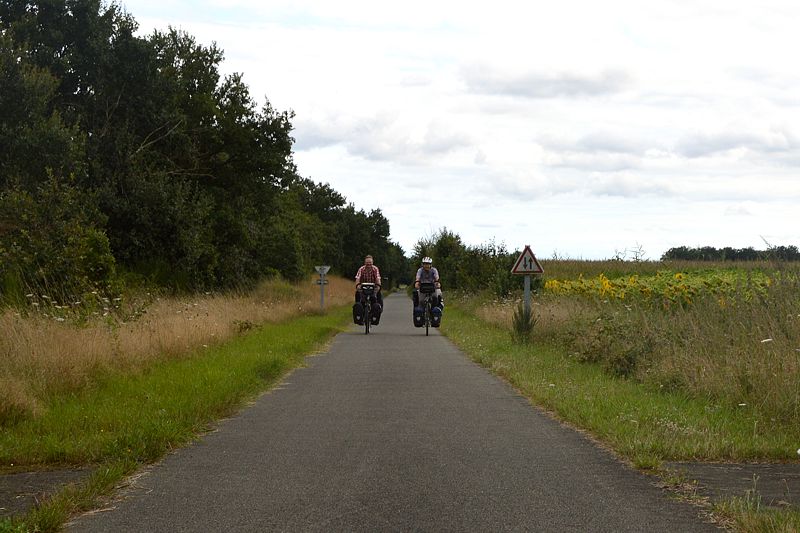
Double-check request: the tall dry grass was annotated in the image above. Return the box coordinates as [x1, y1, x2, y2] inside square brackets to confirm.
[467, 270, 800, 424]
[0, 276, 353, 424]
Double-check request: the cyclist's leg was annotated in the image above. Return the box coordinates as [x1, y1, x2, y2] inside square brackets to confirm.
[371, 293, 381, 324]
[413, 292, 424, 326]
[430, 292, 443, 327]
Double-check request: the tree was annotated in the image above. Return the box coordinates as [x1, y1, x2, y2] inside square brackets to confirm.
[0, 177, 116, 304]
[2, 1, 408, 295]
[0, 34, 85, 190]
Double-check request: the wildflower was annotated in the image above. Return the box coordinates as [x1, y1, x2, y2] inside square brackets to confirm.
[738, 403, 747, 407]
[41, 295, 50, 299]
[26, 294, 33, 298]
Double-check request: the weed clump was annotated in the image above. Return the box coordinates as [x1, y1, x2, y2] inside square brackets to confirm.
[511, 302, 537, 344]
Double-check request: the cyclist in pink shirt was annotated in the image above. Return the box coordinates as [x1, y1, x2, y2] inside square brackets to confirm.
[353, 255, 383, 325]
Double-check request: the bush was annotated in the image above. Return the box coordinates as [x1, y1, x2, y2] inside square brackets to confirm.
[0, 178, 118, 306]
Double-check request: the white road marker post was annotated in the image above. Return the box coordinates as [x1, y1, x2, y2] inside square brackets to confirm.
[314, 265, 330, 312]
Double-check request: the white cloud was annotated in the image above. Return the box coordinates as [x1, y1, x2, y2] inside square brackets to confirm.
[725, 205, 755, 217]
[294, 115, 474, 164]
[675, 127, 799, 158]
[462, 67, 633, 99]
[585, 173, 674, 198]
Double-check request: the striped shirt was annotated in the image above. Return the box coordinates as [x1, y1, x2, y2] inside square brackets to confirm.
[355, 265, 381, 285]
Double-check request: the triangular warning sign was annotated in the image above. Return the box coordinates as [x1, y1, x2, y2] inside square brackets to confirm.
[511, 245, 544, 274]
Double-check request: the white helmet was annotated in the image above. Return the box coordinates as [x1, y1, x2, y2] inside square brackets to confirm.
[422, 256, 433, 265]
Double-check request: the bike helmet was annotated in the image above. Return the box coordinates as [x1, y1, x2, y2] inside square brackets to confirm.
[422, 257, 433, 265]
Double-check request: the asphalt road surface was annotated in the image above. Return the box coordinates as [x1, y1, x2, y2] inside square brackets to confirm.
[69, 293, 719, 532]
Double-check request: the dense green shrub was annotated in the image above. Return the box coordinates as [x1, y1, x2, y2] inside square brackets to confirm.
[411, 229, 524, 297]
[0, 178, 117, 304]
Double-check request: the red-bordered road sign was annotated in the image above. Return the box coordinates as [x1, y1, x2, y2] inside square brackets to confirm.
[511, 245, 544, 274]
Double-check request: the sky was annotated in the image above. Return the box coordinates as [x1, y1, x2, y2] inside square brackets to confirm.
[119, 0, 800, 260]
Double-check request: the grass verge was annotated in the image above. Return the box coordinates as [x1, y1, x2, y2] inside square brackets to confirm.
[0, 306, 350, 532]
[441, 307, 799, 462]
[714, 495, 800, 532]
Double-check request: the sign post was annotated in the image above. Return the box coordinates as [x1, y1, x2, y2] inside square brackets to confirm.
[314, 266, 330, 312]
[510, 245, 544, 314]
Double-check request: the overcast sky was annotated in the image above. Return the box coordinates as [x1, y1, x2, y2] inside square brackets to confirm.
[121, 0, 800, 260]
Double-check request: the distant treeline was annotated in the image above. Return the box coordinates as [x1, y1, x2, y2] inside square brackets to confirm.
[661, 245, 800, 262]
[0, 1, 408, 303]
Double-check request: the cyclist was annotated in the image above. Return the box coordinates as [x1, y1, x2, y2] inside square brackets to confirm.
[413, 257, 443, 327]
[353, 255, 383, 325]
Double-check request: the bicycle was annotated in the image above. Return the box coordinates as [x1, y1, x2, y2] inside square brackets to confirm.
[418, 282, 436, 336]
[359, 283, 376, 335]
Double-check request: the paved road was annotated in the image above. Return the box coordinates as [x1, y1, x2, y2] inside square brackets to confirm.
[69, 293, 719, 532]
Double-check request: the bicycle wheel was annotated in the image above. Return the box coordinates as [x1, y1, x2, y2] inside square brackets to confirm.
[425, 301, 430, 336]
[365, 303, 371, 334]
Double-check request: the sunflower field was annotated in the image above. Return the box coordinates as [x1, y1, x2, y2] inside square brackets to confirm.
[543, 269, 777, 306]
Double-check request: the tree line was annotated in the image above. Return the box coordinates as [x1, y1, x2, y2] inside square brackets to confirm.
[0, 0, 408, 304]
[661, 245, 800, 262]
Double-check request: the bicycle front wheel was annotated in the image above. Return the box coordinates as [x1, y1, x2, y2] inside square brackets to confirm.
[425, 303, 430, 336]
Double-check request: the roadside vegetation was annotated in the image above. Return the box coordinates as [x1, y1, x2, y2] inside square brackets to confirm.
[0, 276, 353, 429]
[0, 277, 352, 532]
[468, 260, 800, 436]
[438, 257, 800, 532]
